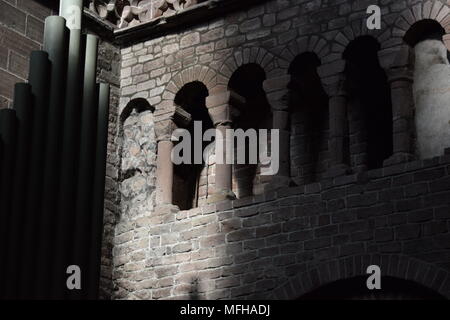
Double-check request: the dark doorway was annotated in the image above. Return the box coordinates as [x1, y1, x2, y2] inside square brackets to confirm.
[173, 81, 213, 210]
[228, 63, 272, 198]
[344, 36, 393, 170]
[288, 52, 329, 185]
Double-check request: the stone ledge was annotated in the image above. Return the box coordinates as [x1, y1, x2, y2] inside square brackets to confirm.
[185, 155, 450, 215]
[84, 0, 273, 46]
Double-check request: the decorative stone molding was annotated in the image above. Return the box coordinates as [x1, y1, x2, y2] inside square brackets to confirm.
[154, 105, 191, 141]
[88, 0, 203, 28]
[206, 90, 245, 126]
[263, 75, 290, 111]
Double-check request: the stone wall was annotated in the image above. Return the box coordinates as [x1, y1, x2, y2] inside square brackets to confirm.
[96, 39, 123, 299]
[108, 150, 450, 299]
[0, 0, 56, 109]
[104, 0, 450, 299]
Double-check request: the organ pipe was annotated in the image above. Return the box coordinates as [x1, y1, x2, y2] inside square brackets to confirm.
[36, 16, 70, 299]
[0, 0, 110, 299]
[88, 83, 110, 299]
[5, 83, 32, 299]
[53, 0, 86, 299]
[71, 34, 100, 299]
[20, 51, 51, 299]
[0, 108, 17, 298]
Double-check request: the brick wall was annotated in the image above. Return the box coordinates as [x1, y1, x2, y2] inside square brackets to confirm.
[107, 150, 450, 299]
[0, 0, 56, 109]
[101, 0, 450, 299]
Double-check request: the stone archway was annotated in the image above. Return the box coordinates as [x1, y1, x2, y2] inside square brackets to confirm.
[271, 254, 450, 300]
[392, 1, 450, 50]
[299, 275, 445, 300]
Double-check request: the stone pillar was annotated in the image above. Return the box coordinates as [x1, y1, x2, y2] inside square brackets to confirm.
[206, 90, 244, 202]
[384, 47, 415, 165]
[326, 77, 350, 177]
[215, 121, 233, 196]
[263, 75, 291, 188]
[154, 107, 191, 205]
[156, 138, 174, 204]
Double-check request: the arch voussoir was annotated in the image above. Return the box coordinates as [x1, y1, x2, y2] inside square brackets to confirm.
[276, 254, 450, 300]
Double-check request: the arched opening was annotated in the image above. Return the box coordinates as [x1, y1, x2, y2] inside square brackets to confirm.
[120, 97, 154, 123]
[120, 98, 157, 217]
[343, 36, 393, 170]
[173, 81, 213, 210]
[109, 98, 157, 299]
[299, 276, 445, 300]
[404, 19, 446, 47]
[404, 19, 450, 159]
[228, 63, 272, 198]
[288, 52, 329, 185]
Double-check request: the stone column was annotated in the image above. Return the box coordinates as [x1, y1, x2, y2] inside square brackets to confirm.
[384, 48, 415, 165]
[326, 77, 350, 177]
[206, 90, 244, 202]
[154, 107, 191, 205]
[263, 75, 291, 188]
[156, 138, 174, 204]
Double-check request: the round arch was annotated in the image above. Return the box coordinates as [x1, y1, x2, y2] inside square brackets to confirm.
[392, 1, 450, 44]
[160, 65, 223, 113]
[120, 97, 154, 123]
[221, 47, 282, 85]
[270, 254, 450, 300]
[278, 35, 330, 70]
[299, 275, 445, 300]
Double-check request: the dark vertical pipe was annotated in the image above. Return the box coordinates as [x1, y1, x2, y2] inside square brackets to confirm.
[35, 15, 69, 299]
[70, 34, 99, 300]
[53, 0, 85, 299]
[87, 83, 110, 299]
[19, 51, 50, 299]
[5, 83, 32, 299]
[0, 108, 17, 298]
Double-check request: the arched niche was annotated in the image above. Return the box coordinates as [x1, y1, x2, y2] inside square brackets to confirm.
[119, 98, 157, 218]
[343, 35, 393, 171]
[173, 81, 213, 210]
[404, 19, 450, 159]
[404, 19, 447, 48]
[288, 52, 329, 185]
[228, 63, 272, 198]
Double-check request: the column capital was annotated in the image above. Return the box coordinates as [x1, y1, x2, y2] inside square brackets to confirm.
[206, 90, 245, 109]
[263, 75, 291, 111]
[387, 67, 414, 84]
[154, 106, 192, 142]
[206, 90, 245, 126]
[263, 74, 291, 94]
[325, 77, 347, 98]
[390, 44, 414, 69]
